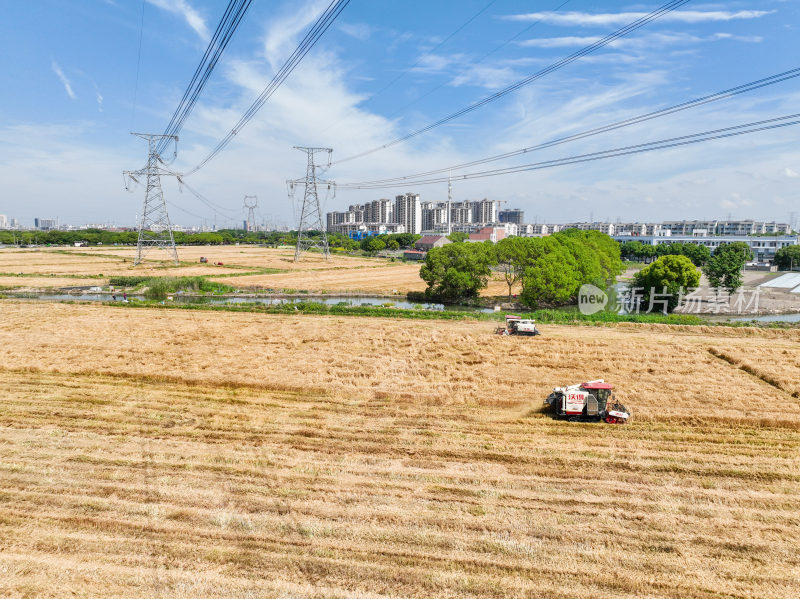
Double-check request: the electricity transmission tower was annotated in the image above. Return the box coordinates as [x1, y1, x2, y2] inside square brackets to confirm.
[123, 133, 180, 265]
[243, 195, 258, 232]
[287, 146, 332, 262]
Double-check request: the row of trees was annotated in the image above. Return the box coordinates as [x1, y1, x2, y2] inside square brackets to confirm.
[420, 230, 625, 307]
[359, 233, 422, 253]
[774, 245, 800, 270]
[632, 241, 752, 311]
[619, 240, 711, 266]
[0, 228, 361, 251]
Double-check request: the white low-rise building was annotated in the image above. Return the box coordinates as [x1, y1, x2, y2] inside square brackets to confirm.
[613, 234, 798, 262]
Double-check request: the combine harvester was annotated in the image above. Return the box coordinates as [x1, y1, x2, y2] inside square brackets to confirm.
[544, 380, 630, 424]
[495, 315, 541, 336]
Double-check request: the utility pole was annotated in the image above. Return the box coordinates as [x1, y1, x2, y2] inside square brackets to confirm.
[243, 195, 258, 232]
[447, 171, 452, 235]
[287, 146, 332, 262]
[123, 133, 180, 265]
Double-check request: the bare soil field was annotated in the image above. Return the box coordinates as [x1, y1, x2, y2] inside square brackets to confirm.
[0, 300, 798, 598]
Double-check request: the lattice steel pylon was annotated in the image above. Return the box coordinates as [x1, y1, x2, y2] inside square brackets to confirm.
[123, 133, 180, 265]
[243, 195, 258, 232]
[287, 146, 332, 262]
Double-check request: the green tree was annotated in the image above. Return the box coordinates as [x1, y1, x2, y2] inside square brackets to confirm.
[446, 232, 469, 243]
[555, 229, 624, 283]
[495, 236, 529, 300]
[632, 254, 700, 313]
[386, 239, 400, 250]
[774, 245, 800, 270]
[361, 236, 386, 253]
[420, 242, 495, 302]
[703, 242, 751, 294]
[390, 233, 421, 248]
[653, 242, 711, 266]
[619, 240, 645, 261]
[553, 233, 604, 286]
[520, 245, 582, 308]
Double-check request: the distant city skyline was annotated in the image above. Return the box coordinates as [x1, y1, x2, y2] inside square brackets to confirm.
[1, 1, 799, 226]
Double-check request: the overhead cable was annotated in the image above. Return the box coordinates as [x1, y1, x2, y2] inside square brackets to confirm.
[156, 0, 254, 155]
[338, 66, 800, 187]
[184, 0, 351, 175]
[332, 0, 692, 165]
[335, 113, 800, 189]
[177, 177, 240, 219]
[381, 0, 573, 123]
[366, 0, 500, 101]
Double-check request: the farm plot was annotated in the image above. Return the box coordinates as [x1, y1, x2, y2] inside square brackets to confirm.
[0, 301, 798, 598]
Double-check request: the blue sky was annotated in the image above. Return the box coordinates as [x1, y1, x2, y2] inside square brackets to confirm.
[0, 0, 798, 227]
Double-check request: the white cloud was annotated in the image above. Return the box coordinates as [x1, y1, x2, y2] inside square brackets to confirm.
[146, 0, 209, 40]
[337, 22, 373, 41]
[450, 65, 519, 90]
[517, 31, 763, 53]
[503, 10, 774, 27]
[51, 61, 76, 100]
[8, 1, 797, 228]
[518, 35, 602, 49]
[785, 167, 799, 178]
[261, 0, 331, 68]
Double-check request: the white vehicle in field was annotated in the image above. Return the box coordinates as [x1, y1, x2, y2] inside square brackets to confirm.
[495, 315, 541, 336]
[544, 380, 630, 424]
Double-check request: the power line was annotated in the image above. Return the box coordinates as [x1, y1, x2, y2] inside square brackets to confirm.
[381, 0, 573, 123]
[176, 178, 240, 219]
[337, 66, 800, 187]
[333, 0, 692, 165]
[130, 0, 146, 130]
[156, 0, 254, 155]
[366, 0, 500, 101]
[336, 113, 800, 189]
[183, 0, 351, 175]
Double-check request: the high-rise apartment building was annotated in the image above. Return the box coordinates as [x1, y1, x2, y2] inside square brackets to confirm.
[395, 192, 422, 235]
[498, 209, 524, 224]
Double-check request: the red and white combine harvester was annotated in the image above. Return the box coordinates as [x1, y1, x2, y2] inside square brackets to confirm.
[495, 315, 541, 336]
[544, 380, 630, 424]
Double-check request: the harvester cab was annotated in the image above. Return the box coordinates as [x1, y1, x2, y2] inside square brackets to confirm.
[495, 315, 541, 336]
[544, 380, 630, 424]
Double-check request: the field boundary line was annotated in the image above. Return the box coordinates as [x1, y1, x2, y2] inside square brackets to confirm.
[707, 347, 800, 399]
[0, 365, 330, 397]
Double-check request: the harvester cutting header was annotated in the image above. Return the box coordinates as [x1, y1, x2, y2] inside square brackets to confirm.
[545, 380, 630, 424]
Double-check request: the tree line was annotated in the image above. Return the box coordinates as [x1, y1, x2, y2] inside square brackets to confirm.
[0, 228, 360, 250]
[420, 233, 761, 313]
[420, 229, 625, 308]
[619, 240, 711, 266]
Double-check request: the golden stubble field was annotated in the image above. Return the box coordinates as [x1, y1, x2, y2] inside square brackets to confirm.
[0, 246, 512, 296]
[0, 300, 799, 598]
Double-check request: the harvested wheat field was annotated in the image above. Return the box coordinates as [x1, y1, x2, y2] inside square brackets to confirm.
[0, 300, 799, 598]
[0, 276, 106, 289]
[209, 265, 511, 296]
[0, 248, 246, 279]
[70, 245, 389, 271]
[0, 246, 512, 296]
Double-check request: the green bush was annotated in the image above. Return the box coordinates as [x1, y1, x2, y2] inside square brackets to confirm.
[109, 276, 150, 287]
[632, 255, 701, 312]
[142, 277, 235, 300]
